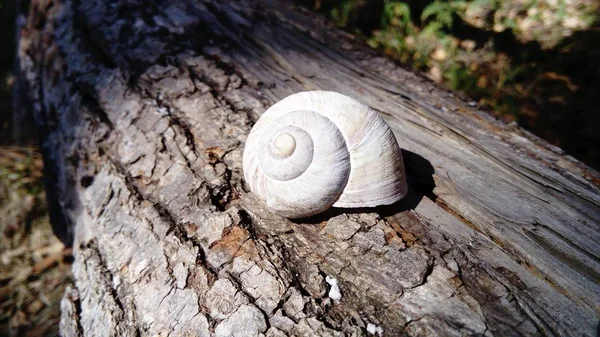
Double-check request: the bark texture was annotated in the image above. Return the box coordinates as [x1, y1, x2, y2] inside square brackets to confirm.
[18, 0, 600, 336]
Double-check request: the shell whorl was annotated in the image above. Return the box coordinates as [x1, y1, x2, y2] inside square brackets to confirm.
[243, 91, 407, 218]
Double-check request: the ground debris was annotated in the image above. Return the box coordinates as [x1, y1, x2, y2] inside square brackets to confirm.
[0, 147, 72, 337]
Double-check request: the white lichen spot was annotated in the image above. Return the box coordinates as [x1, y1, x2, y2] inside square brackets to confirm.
[325, 276, 342, 301]
[366, 323, 384, 335]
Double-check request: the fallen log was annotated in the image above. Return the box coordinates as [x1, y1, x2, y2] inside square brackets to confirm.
[18, 0, 600, 336]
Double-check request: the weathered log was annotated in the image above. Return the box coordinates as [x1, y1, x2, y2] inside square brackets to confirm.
[18, 0, 600, 336]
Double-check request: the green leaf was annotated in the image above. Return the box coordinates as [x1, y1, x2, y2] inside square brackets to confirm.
[421, 1, 454, 29]
[383, 1, 412, 27]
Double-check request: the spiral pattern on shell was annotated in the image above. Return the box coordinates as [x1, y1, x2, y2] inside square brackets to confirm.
[243, 91, 407, 218]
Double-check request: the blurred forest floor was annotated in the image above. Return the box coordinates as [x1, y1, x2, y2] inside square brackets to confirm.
[299, 0, 600, 169]
[0, 0, 598, 335]
[0, 148, 71, 337]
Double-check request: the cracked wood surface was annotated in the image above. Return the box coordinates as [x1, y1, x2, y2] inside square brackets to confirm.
[17, 0, 600, 336]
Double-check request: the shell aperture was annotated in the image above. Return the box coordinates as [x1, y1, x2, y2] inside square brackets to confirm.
[243, 91, 407, 218]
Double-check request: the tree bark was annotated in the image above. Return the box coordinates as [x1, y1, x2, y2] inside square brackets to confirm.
[18, 0, 600, 336]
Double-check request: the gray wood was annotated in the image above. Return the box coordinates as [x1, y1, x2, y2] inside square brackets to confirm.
[18, 0, 600, 336]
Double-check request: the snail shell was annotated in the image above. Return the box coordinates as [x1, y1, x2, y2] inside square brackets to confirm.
[243, 91, 407, 218]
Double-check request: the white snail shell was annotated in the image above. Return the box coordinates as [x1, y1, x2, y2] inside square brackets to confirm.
[243, 91, 407, 218]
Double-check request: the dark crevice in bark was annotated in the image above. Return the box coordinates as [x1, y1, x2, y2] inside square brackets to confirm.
[205, 152, 236, 212]
[193, 247, 219, 285]
[238, 209, 259, 240]
[149, 91, 199, 157]
[412, 258, 435, 290]
[271, 239, 316, 299]
[87, 243, 124, 311]
[95, 186, 114, 219]
[282, 246, 324, 299]
[85, 241, 143, 336]
[110, 159, 145, 202]
[207, 179, 233, 212]
[187, 66, 259, 126]
[225, 273, 273, 331]
[271, 291, 292, 319]
[80, 92, 114, 130]
[205, 55, 252, 89]
[170, 114, 197, 154]
[153, 199, 186, 240]
[71, 285, 85, 337]
[112, 157, 186, 241]
[456, 257, 542, 336]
